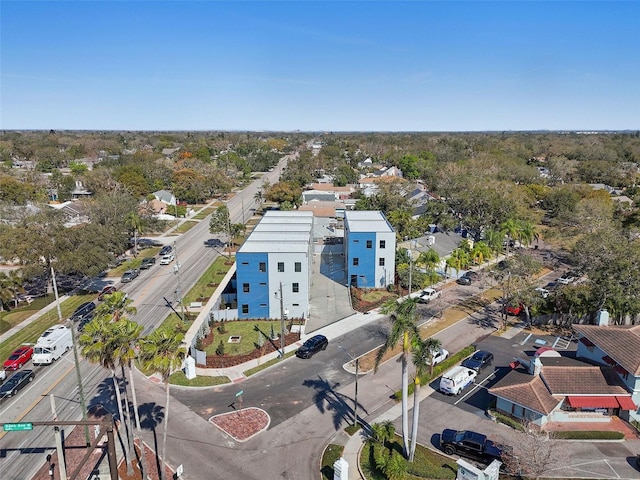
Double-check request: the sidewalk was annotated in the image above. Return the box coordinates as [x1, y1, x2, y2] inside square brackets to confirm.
[338, 322, 526, 480]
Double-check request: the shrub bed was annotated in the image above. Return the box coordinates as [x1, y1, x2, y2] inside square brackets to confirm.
[553, 430, 625, 440]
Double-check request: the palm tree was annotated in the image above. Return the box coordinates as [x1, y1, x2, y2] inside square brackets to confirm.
[408, 337, 441, 461]
[0, 270, 24, 310]
[125, 212, 143, 258]
[483, 229, 503, 257]
[112, 319, 147, 477]
[500, 218, 521, 256]
[253, 189, 263, 210]
[139, 327, 187, 480]
[517, 220, 536, 247]
[470, 241, 492, 266]
[446, 247, 470, 278]
[368, 420, 395, 445]
[95, 291, 137, 322]
[78, 318, 130, 468]
[416, 248, 440, 285]
[0, 273, 13, 311]
[376, 297, 420, 458]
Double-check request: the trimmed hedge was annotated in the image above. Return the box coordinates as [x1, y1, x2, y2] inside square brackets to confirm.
[489, 410, 526, 432]
[553, 430, 625, 440]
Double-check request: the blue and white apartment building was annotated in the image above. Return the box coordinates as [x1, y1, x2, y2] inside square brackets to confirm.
[235, 211, 314, 320]
[344, 210, 396, 288]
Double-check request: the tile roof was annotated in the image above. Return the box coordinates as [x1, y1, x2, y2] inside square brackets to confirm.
[573, 324, 640, 375]
[490, 369, 561, 415]
[541, 365, 629, 395]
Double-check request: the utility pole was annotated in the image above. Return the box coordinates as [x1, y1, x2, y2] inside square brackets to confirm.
[52, 267, 90, 446]
[173, 241, 186, 320]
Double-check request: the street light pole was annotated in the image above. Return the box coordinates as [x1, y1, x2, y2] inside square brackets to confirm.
[339, 346, 359, 427]
[278, 282, 285, 359]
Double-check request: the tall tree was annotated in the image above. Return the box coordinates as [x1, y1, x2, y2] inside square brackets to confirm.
[376, 297, 420, 459]
[95, 291, 137, 322]
[209, 204, 231, 256]
[112, 319, 147, 477]
[124, 212, 143, 257]
[78, 317, 132, 471]
[139, 328, 186, 480]
[409, 336, 441, 462]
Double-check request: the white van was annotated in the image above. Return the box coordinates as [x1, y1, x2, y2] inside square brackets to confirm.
[439, 365, 477, 395]
[33, 326, 73, 365]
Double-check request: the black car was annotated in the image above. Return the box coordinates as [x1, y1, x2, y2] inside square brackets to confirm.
[121, 269, 139, 283]
[159, 245, 173, 256]
[462, 350, 494, 372]
[440, 429, 503, 463]
[77, 312, 95, 332]
[139, 257, 156, 270]
[0, 370, 35, 399]
[456, 276, 472, 285]
[296, 335, 328, 359]
[204, 239, 224, 247]
[70, 301, 96, 322]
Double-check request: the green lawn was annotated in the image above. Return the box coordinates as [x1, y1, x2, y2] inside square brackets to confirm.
[207, 320, 286, 356]
[168, 370, 231, 386]
[183, 256, 235, 305]
[0, 295, 56, 334]
[0, 293, 96, 360]
[321, 444, 345, 480]
[192, 207, 216, 220]
[174, 221, 199, 234]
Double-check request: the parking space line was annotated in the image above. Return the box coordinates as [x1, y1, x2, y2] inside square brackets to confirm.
[453, 373, 495, 405]
[520, 333, 533, 345]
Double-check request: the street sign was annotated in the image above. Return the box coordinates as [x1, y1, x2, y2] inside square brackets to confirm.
[3, 422, 33, 432]
[235, 390, 244, 397]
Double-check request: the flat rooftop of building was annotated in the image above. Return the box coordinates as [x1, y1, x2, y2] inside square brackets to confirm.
[238, 210, 313, 254]
[344, 210, 394, 233]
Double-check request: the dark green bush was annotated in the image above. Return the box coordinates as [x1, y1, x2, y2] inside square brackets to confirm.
[553, 430, 625, 440]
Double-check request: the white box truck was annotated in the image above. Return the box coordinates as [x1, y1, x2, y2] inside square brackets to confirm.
[439, 365, 477, 395]
[33, 326, 73, 365]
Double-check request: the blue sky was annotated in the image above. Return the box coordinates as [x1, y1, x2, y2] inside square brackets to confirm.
[1, 1, 638, 131]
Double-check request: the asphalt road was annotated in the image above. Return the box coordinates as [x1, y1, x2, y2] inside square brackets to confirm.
[0, 155, 293, 480]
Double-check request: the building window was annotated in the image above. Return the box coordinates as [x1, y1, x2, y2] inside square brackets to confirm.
[379, 258, 385, 266]
[292, 283, 299, 293]
[366, 240, 372, 249]
[241, 262, 249, 265]
[243, 283, 250, 293]
[380, 240, 386, 249]
[353, 240, 359, 243]
[259, 262, 266, 272]
[278, 262, 285, 272]
[260, 303, 267, 307]
[260, 282, 267, 287]
[295, 262, 302, 272]
[241, 304, 249, 314]
[353, 257, 359, 266]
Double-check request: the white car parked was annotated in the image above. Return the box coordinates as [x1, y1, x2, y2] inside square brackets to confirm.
[535, 287, 550, 298]
[427, 348, 450, 366]
[160, 254, 175, 265]
[418, 287, 441, 303]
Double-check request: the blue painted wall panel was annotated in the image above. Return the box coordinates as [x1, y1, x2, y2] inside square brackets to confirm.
[236, 252, 270, 319]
